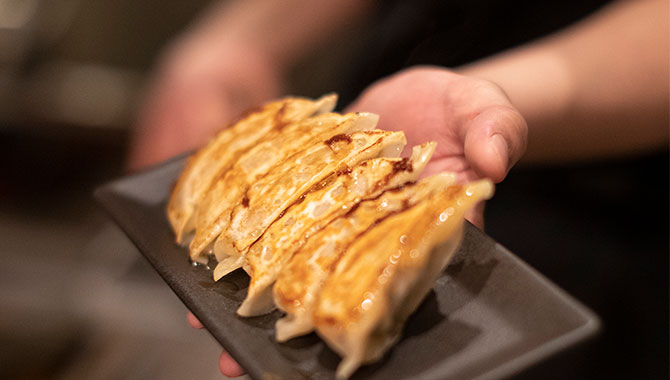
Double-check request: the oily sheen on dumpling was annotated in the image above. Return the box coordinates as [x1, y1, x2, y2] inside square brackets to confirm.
[188, 111, 377, 263]
[215, 130, 406, 286]
[312, 179, 494, 379]
[225, 129, 407, 254]
[235, 143, 436, 317]
[212, 129, 406, 283]
[272, 171, 454, 342]
[166, 93, 497, 380]
[167, 94, 336, 245]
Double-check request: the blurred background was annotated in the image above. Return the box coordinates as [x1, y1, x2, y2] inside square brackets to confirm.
[1, 1, 237, 379]
[0, 0, 667, 379]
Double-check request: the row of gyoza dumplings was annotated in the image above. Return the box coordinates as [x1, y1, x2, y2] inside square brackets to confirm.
[167, 94, 493, 379]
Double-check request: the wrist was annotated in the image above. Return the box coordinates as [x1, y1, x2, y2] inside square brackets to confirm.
[458, 46, 575, 163]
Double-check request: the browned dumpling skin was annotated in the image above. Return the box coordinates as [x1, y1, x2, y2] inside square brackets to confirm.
[188, 111, 378, 263]
[167, 94, 336, 245]
[220, 130, 407, 269]
[312, 179, 494, 379]
[272, 172, 455, 341]
[212, 129, 406, 281]
[165, 93, 497, 380]
[235, 143, 435, 317]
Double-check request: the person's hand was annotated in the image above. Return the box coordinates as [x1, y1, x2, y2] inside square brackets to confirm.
[128, 36, 282, 170]
[346, 66, 528, 228]
[187, 312, 246, 377]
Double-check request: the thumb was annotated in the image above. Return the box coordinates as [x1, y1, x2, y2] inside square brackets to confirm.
[463, 105, 527, 183]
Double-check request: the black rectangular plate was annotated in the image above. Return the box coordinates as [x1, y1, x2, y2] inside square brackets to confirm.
[95, 156, 600, 380]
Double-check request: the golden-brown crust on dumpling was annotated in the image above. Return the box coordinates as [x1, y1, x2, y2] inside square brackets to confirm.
[237, 142, 436, 318]
[312, 179, 494, 379]
[167, 94, 337, 245]
[227, 130, 406, 256]
[166, 93, 497, 380]
[272, 172, 454, 340]
[189, 112, 377, 262]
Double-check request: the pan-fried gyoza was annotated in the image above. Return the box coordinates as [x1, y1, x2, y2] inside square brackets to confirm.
[168, 94, 336, 246]
[166, 94, 494, 379]
[189, 110, 378, 263]
[272, 171, 454, 340]
[211, 129, 407, 282]
[237, 143, 436, 317]
[312, 179, 493, 379]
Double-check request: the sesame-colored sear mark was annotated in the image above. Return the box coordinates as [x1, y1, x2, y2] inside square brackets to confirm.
[324, 134, 352, 147]
[277, 208, 286, 220]
[343, 183, 404, 219]
[378, 158, 415, 188]
[336, 166, 352, 176]
[387, 181, 416, 193]
[392, 157, 413, 173]
[293, 194, 307, 206]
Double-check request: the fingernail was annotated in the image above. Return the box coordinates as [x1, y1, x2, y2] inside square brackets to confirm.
[491, 134, 509, 167]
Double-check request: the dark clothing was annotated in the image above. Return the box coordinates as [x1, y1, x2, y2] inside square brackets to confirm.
[334, 1, 669, 378]
[338, 0, 612, 106]
[488, 153, 669, 380]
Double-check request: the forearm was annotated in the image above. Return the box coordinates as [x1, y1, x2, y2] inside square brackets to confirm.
[461, 0, 669, 164]
[130, 0, 374, 169]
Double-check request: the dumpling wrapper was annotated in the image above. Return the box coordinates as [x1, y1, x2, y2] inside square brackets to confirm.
[236, 143, 436, 317]
[214, 130, 408, 284]
[189, 112, 378, 263]
[272, 171, 454, 341]
[312, 179, 494, 379]
[167, 94, 336, 245]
